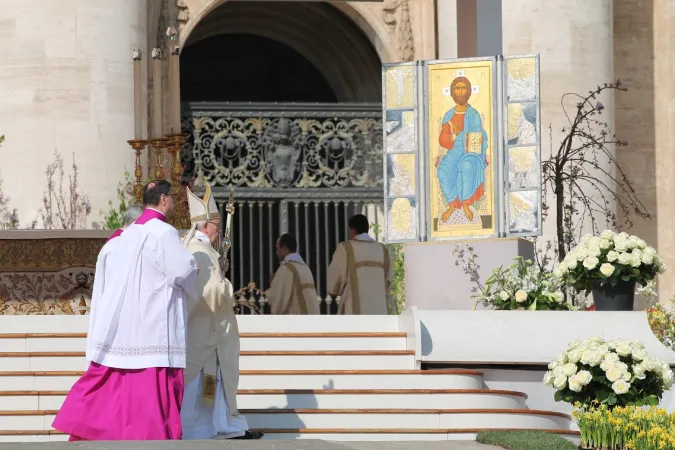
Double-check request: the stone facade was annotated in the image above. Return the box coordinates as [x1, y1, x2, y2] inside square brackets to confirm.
[0, 0, 674, 302]
[0, 0, 147, 229]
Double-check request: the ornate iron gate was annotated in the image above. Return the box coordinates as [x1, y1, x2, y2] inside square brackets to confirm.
[181, 103, 383, 313]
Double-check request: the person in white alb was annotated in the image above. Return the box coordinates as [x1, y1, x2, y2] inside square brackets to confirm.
[53, 180, 198, 441]
[265, 233, 319, 315]
[180, 183, 263, 440]
[327, 214, 393, 315]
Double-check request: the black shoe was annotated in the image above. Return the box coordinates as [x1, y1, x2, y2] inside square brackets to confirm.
[231, 430, 264, 440]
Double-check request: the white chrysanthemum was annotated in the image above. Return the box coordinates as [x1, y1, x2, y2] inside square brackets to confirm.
[631, 347, 646, 361]
[568, 376, 583, 392]
[642, 357, 657, 372]
[615, 342, 632, 357]
[606, 251, 619, 262]
[615, 240, 629, 252]
[575, 370, 593, 386]
[632, 364, 646, 380]
[566, 348, 583, 364]
[599, 238, 612, 250]
[553, 375, 567, 390]
[588, 247, 602, 258]
[618, 252, 632, 265]
[553, 264, 567, 278]
[599, 263, 615, 277]
[662, 369, 674, 389]
[583, 257, 599, 270]
[600, 230, 615, 240]
[588, 236, 601, 249]
[612, 380, 631, 395]
[543, 371, 553, 387]
[515, 290, 527, 303]
[580, 349, 603, 367]
[562, 363, 577, 377]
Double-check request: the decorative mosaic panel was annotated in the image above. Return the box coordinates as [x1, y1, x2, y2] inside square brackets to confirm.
[503, 55, 542, 237]
[386, 197, 417, 241]
[383, 62, 419, 243]
[508, 190, 539, 235]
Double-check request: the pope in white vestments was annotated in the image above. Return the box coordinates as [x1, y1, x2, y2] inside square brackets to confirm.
[53, 180, 198, 441]
[327, 214, 393, 315]
[265, 233, 319, 315]
[180, 183, 263, 440]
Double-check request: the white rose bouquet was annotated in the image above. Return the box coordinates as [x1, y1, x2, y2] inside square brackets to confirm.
[473, 257, 572, 311]
[554, 230, 665, 294]
[544, 337, 674, 408]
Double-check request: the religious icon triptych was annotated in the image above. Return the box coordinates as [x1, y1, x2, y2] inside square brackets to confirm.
[382, 55, 542, 244]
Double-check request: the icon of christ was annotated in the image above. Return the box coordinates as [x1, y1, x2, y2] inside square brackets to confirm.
[434, 76, 488, 223]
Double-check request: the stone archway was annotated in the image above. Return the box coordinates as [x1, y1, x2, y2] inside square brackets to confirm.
[177, 0, 400, 64]
[180, 1, 384, 103]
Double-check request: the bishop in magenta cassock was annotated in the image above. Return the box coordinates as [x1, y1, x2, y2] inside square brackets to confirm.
[180, 183, 263, 439]
[106, 204, 143, 242]
[52, 180, 199, 441]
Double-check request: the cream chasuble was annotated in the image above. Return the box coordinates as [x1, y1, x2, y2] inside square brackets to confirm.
[327, 234, 393, 315]
[265, 254, 319, 315]
[86, 217, 198, 369]
[183, 232, 241, 419]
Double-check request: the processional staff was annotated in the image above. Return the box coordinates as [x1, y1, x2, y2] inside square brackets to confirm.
[220, 187, 236, 257]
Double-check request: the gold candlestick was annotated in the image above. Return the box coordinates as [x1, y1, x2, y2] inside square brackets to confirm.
[149, 137, 168, 181]
[166, 132, 190, 229]
[127, 139, 148, 204]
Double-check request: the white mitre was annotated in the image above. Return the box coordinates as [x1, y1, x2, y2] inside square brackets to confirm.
[187, 182, 220, 224]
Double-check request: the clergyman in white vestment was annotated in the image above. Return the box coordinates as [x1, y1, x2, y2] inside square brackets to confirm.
[327, 214, 393, 315]
[86, 205, 143, 353]
[265, 233, 319, 315]
[53, 180, 199, 441]
[180, 183, 263, 440]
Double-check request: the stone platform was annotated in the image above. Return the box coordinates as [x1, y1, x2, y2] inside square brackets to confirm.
[0, 440, 498, 450]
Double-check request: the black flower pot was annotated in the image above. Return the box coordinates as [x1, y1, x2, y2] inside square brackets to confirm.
[592, 279, 636, 311]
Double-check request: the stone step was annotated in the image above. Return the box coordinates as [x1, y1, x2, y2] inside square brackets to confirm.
[0, 388, 529, 411]
[0, 369, 485, 391]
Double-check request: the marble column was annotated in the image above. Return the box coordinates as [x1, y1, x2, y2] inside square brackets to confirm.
[0, 0, 147, 228]
[650, 0, 675, 297]
[501, 1, 615, 262]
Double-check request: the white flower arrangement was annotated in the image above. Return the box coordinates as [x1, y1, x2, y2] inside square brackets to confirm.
[554, 230, 665, 293]
[474, 257, 572, 311]
[544, 337, 673, 407]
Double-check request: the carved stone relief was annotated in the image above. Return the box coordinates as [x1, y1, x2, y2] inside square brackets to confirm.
[381, 0, 416, 61]
[176, 0, 190, 24]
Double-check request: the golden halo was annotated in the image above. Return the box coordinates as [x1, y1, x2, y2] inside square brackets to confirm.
[441, 72, 480, 107]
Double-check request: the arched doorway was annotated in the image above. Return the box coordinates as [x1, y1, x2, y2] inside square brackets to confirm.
[179, 2, 384, 312]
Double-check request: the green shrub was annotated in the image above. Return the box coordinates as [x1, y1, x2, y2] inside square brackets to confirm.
[476, 430, 577, 450]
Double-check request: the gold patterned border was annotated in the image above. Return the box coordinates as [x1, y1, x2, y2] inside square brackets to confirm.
[0, 238, 104, 272]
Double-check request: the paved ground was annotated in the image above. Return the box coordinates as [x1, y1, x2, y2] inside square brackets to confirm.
[1, 441, 500, 450]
